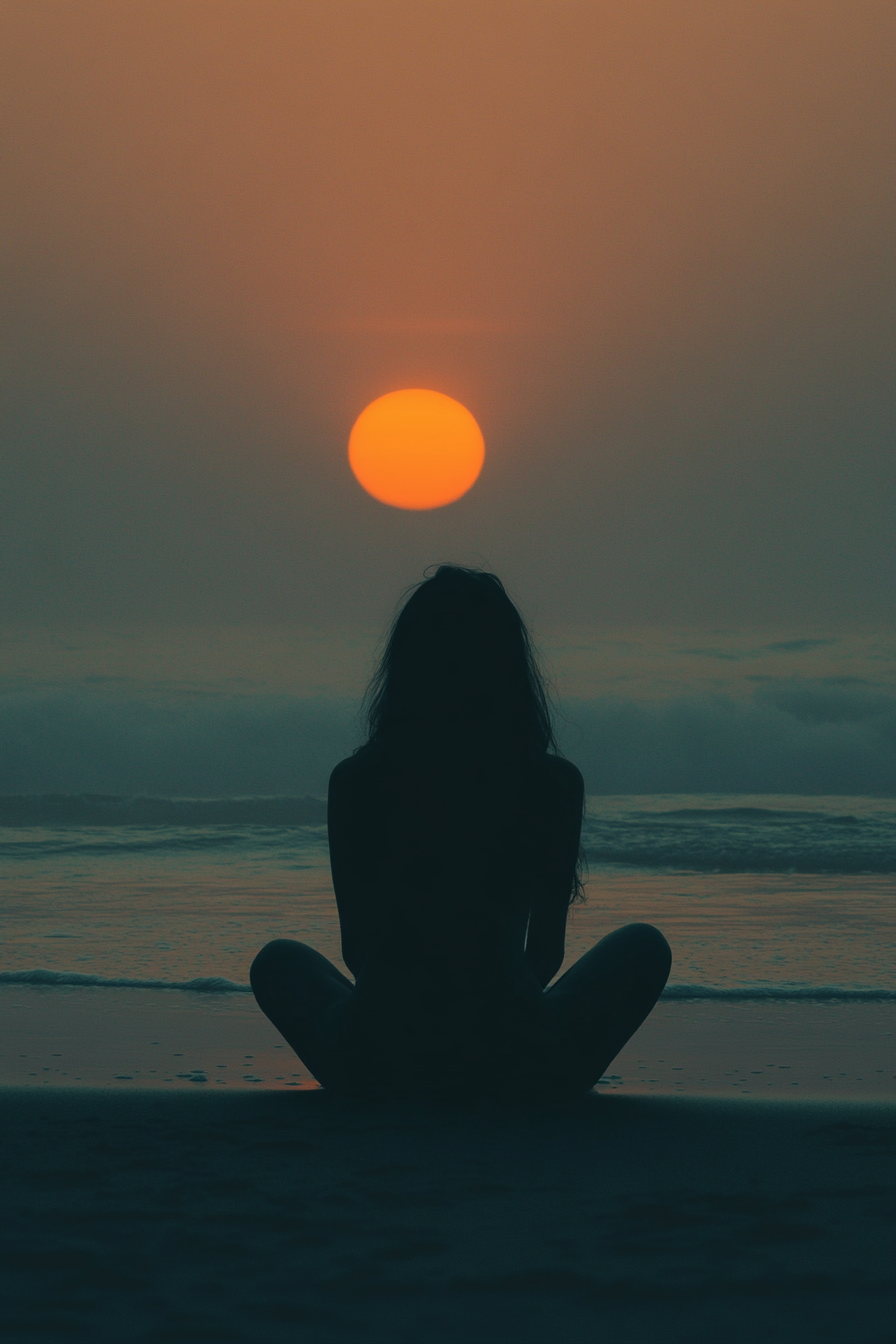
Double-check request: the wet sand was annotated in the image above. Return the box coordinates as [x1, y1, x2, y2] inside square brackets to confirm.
[1, 1087, 893, 1343]
[2, 986, 894, 1098]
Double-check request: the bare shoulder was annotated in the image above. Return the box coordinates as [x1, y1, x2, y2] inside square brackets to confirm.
[328, 746, 381, 804]
[536, 754, 585, 805]
[329, 752, 362, 787]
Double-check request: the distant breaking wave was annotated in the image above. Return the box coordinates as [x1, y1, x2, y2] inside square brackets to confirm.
[582, 805, 895, 874]
[0, 794, 328, 828]
[1, 968, 894, 1002]
[2, 794, 893, 873]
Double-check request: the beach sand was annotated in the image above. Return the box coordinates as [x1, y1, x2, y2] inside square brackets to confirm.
[2, 988, 894, 1340]
[1, 1086, 893, 1343]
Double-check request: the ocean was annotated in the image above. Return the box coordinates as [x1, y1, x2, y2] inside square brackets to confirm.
[1, 793, 893, 1095]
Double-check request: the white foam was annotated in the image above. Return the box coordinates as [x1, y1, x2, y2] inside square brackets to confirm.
[2, 968, 894, 1002]
[0, 968, 251, 993]
[661, 983, 896, 1002]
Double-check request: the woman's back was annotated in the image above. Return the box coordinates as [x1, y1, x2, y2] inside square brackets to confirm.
[327, 744, 583, 1086]
[329, 745, 582, 958]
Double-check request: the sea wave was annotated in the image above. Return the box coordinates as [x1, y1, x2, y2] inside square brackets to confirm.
[660, 983, 896, 1002]
[582, 805, 895, 873]
[2, 968, 894, 1002]
[2, 830, 328, 861]
[0, 794, 328, 828]
[1, 794, 894, 874]
[0, 969, 252, 993]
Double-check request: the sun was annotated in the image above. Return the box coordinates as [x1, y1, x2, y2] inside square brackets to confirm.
[348, 389, 485, 510]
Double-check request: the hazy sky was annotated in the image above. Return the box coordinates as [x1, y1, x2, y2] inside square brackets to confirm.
[3, 0, 893, 636]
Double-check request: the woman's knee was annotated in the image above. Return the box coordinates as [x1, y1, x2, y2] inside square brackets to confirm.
[623, 921, 670, 953]
[249, 939, 308, 992]
[608, 923, 672, 977]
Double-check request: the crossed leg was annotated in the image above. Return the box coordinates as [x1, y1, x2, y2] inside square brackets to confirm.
[249, 939, 353, 1086]
[250, 922, 671, 1093]
[541, 923, 672, 1090]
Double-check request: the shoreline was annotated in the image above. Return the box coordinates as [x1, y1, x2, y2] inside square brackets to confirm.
[2, 986, 893, 1099]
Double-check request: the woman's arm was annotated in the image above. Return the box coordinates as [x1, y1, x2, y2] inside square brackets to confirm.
[523, 758, 584, 988]
[327, 755, 379, 978]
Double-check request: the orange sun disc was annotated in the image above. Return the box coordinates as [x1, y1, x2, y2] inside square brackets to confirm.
[348, 389, 485, 510]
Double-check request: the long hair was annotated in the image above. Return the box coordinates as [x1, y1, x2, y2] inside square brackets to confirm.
[364, 565, 557, 758]
[362, 566, 584, 904]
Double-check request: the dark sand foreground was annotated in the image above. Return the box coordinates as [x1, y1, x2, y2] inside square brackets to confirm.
[1, 1089, 893, 1343]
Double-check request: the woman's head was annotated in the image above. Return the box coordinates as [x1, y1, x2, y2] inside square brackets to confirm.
[365, 566, 555, 756]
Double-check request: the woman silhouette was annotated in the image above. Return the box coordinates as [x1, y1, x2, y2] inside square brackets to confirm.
[251, 566, 670, 1093]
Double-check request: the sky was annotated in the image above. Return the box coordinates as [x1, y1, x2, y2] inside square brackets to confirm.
[2, 0, 894, 794]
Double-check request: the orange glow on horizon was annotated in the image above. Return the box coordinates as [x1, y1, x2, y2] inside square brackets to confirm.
[348, 390, 485, 510]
